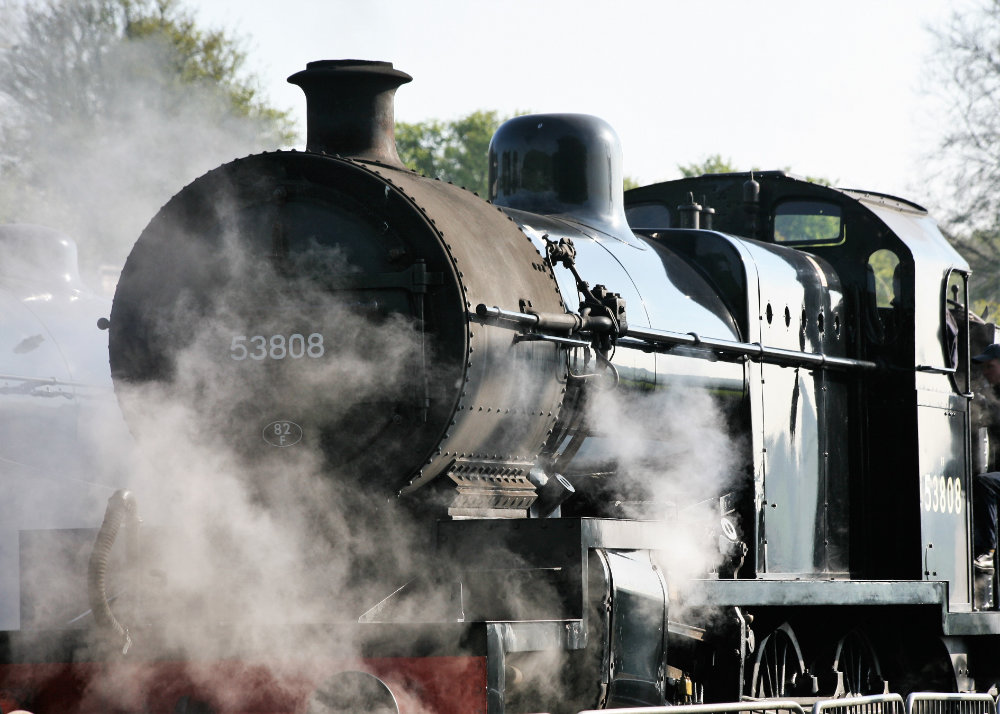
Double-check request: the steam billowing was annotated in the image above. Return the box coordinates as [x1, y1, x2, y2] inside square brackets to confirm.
[112, 220, 423, 609]
[586, 384, 740, 574]
[0, 0, 291, 289]
[79, 223, 457, 710]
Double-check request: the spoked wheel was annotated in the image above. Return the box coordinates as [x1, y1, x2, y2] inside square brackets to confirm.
[832, 629, 888, 696]
[750, 622, 813, 698]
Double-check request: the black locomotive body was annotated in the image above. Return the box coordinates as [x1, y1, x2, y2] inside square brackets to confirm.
[626, 173, 979, 593]
[2, 59, 1000, 713]
[624, 173, 991, 698]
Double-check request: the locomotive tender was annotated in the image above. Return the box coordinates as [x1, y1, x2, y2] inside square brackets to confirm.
[1, 58, 999, 712]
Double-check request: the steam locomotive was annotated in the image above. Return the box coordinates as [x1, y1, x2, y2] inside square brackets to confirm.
[2, 58, 998, 713]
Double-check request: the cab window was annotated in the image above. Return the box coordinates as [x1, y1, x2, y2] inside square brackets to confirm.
[864, 249, 901, 344]
[773, 200, 843, 244]
[868, 249, 900, 308]
[945, 270, 966, 373]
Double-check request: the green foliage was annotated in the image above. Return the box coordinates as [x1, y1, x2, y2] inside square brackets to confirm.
[773, 201, 843, 244]
[396, 110, 508, 197]
[0, 0, 293, 279]
[868, 249, 900, 308]
[946, 226, 1000, 318]
[677, 154, 833, 186]
[678, 154, 739, 177]
[121, 0, 291, 130]
[800, 174, 833, 187]
[774, 214, 841, 243]
[396, 112, 642, 196]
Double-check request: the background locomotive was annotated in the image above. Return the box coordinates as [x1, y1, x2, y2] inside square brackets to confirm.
[0, 224, 131, 631]
[1, 58, 998, 712]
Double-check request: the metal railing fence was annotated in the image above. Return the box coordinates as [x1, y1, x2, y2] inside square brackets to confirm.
[576, 691, 998, 714]
[905, 693, 996, 714]
[576, 700, 807, 714]
[812, 694, 907, 714]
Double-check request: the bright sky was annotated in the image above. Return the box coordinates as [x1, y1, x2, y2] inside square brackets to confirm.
[192, 0, 966, 208]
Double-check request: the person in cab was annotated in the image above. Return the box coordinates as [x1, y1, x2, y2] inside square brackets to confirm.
[972, 344, 1000, 570]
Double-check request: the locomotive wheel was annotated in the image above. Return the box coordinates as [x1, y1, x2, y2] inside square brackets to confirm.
[832, 629, 888, 696]
[749, 622, 812, 698]
[882, 633, 959, 696]
[305, 671, 399, 713]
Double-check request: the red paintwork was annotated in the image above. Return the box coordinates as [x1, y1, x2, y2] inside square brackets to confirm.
[0, 655, 487, 713]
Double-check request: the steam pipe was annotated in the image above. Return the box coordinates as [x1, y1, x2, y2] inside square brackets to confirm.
[531, 472, 576, 518]
[476, 303, 614, 333]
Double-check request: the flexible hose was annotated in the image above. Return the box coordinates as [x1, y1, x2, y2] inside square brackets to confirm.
[87, 489, 138, 655]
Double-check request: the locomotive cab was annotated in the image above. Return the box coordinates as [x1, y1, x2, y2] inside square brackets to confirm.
[626, 175, 978, 605]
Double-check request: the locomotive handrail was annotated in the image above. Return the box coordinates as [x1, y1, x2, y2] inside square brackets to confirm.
[915, 364, 958, 374]
[476, 304, 877, 372]
[0, 373, 89, 387]
[622, 325, 877, 371]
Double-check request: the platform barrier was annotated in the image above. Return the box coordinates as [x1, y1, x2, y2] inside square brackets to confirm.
[905, 692, 996, 714]
[576, 692, 997, 714]
[812, 694, 906, 714]
[576, 700, 806, 714]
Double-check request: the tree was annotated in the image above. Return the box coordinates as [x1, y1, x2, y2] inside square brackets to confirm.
[678, 154, 832, 186]
[678, 154, 740, 177]
[944, 225, 1000, 319]
[931, 0, 1000, 231]
[0, 0, 293, 284]
[396, 110, 506, 197]
[929, 0, 1000, 313]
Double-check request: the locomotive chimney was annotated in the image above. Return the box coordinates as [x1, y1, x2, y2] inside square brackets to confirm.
[287, 59, 412, 167]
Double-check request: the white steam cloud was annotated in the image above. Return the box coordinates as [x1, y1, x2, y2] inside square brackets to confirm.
[71, 222, 456, 711]
[583, 380, 743, 599]
[0, 0, 291, 290]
